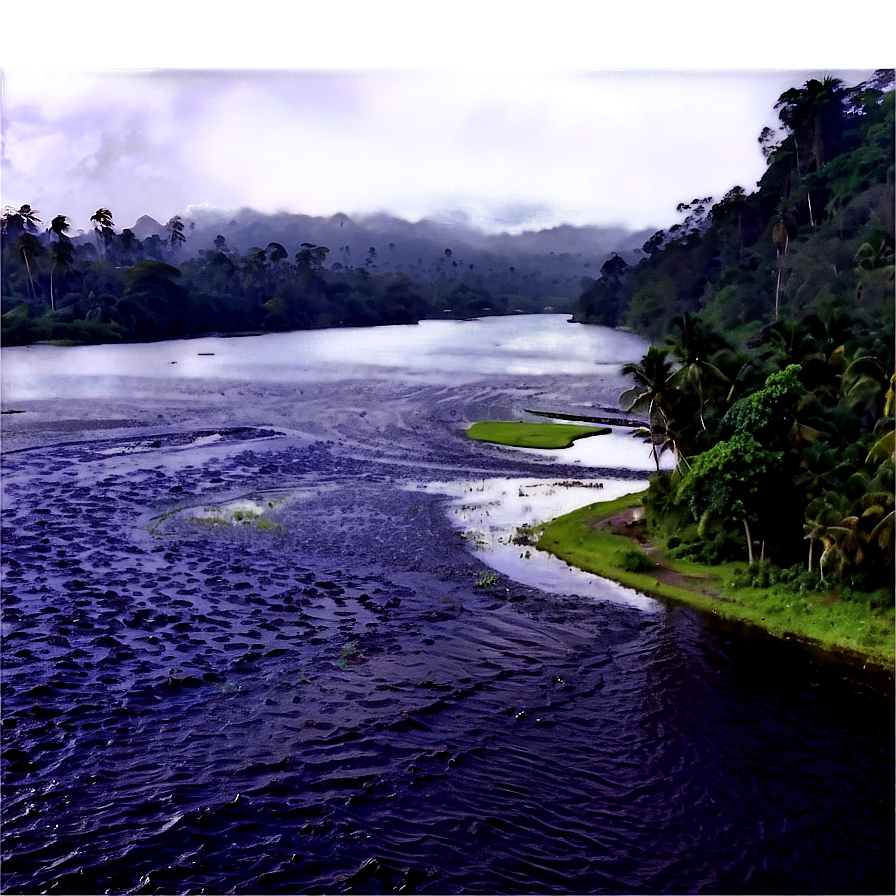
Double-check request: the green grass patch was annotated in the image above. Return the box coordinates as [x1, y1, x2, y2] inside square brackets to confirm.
[149, 496, 285, 534]
[466, 421, 611, 449]
[536, 491, 894, 673]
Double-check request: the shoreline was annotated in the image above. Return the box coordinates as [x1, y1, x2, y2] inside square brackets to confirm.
[535, 492, 895, 685]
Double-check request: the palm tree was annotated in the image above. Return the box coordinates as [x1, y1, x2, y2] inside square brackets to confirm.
[841, 352, 888, 425]
[771, 202, 798, 321]
[16, 232, 42, 301]
[48, 238, 74, 312]
[90, 208, 114, 257]
[854, 230, 895, 271]
[804, 493, 859, 583]
[620, 346, 675, 470]
[664, 313, 730, 431]
[46, 214, 72, 312]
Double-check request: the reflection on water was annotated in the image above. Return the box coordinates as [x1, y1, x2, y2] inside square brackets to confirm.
[1, 314, 649, 399]
[2, 316, 894, 895]
[489, 428, 674, 471]
[409, 476, 660, 612]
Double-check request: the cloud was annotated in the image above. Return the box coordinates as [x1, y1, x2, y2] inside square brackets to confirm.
[0, 68, 880, 236]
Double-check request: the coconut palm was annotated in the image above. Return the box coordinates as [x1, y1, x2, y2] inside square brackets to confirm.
[804, 493, 860, 583]
[45, 214, 73, 311]
[770, 202, 799, 320]
[90, 208, 115, 257]
[16, 232, 42, 301]
[48, 238, 74, 312]
[664, 313, 730, 431]
[620, 346, 675, 469]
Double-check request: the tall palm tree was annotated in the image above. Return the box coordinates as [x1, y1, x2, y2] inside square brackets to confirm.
[771, 202, 798, 321]
[47, 214, 72, 311]
[90, 208, 114, 257]
[16, 232, 42, 301]
[620, 346, 675, 469]
[664, 313, 730, 431]
[48, 238, 74, 312]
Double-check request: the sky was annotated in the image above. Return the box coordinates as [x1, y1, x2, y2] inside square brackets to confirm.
[0, 5, 891, 238]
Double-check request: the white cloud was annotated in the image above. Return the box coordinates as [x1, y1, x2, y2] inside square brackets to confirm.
[0, 68, 881, 235]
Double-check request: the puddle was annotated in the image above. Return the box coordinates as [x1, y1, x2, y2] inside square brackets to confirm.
[407, 477, 660, 612]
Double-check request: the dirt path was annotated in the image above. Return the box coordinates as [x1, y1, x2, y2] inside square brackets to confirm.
[591, 508, 724, 599]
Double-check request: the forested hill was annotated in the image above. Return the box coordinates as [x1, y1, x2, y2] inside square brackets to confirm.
[591, 70, 895, 603]
[575, 69, 894, 341]
[0, 202, 648, 346]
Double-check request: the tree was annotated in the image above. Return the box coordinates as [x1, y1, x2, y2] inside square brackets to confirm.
[166, 215, 186, 253]
[16, 232, 42, 301]
[803, 492, 864, 583]
[720, 364, 807, 449]
[90, 208, 115, 257]
[771, 202, 798, 320]
[775, 76, 846, 174]
[619, 346, 676, 469]
[49, 214, 70, 239]
[664, 312, 730, 431]
[45, 214, 74, 312]
[266, 242, 288, 263]
[48, 237, 74, 312]
[677, 433, 784, 565]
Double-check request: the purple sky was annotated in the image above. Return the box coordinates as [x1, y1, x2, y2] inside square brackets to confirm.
[0, 9, 888, 237]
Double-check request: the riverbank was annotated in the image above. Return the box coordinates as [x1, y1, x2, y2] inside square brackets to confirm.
[535, 492, 895, 678]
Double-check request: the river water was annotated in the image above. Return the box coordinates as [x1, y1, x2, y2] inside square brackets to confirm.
[1, 316, 893, 894]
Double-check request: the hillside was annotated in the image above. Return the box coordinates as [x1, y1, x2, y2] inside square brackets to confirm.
[574, 69, 894, 340]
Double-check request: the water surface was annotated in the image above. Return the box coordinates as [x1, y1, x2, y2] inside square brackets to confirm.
[2, 316, 892, 894]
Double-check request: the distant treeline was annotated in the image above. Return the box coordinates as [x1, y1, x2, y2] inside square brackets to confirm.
[0, 211, 580, 346]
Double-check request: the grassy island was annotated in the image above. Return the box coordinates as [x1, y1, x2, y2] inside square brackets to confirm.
[535, 491, 895, 675]
[466, 421, 611, 449]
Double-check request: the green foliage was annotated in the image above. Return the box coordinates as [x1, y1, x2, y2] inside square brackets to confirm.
[668, 528, 743, 565]
[615, 546, 656, 572]
[677, 433, 783, 524]
[720, 364, 806, 444]
[6, 208, 590, 344]
[574, 70, 894, 338]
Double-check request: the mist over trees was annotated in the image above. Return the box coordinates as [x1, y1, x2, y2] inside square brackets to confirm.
[1, 206, 649, 345]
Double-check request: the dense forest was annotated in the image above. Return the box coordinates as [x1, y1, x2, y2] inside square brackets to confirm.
[0, 218, 473, 344]
[582, 70, 895, 594]
[0, 206, 646, 346]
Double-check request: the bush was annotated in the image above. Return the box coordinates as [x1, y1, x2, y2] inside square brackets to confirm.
[729, 561, 826, 592]
[616, 547, 656, 573]
[668, 527, 742, 564]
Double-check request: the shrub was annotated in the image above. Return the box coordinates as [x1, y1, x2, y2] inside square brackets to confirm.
[668, 528, 741, 564]
[616, 547, 656, 573]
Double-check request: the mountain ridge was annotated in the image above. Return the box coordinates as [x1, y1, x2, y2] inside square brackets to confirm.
[121, 207, 653, 297]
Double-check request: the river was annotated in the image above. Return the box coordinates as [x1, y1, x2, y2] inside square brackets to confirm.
[1, 315, 892, 894]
